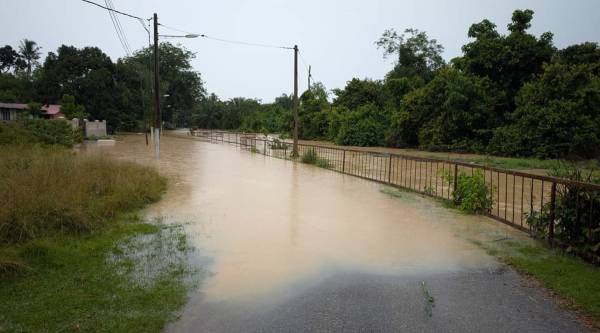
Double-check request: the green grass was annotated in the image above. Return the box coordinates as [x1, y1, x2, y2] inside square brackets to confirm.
[474, 237, 600, 326]
[381, 184, 600, 326]
[0, 145, 167, 243]
[456, 155, 563, 170]
[0, 213, 198, 333]
[0, 144, 198, 332]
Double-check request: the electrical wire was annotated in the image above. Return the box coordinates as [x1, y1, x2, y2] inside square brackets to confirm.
[103, 0, 130, 55]
[158, 23, 294, 50]
[81, 0, 147, 21]
[107, 0, 132, 54]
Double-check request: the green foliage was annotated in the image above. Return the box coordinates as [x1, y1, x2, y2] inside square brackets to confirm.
[300, 148, 331, 168]
[489, 60, 600, 158]
[0, 118, 75, 147]
[0, 216, 196, 332]
[301, 148, 318, 164]
[335, 104, 388, 146]
[26, 102, 42, 118]
[332, 78, 384, 110]
[376, 28, 445, 82]
[60, 94, 88, 119]
[527, 164, 600, 256]
[0, 146, 166, 243]
[391, 68, 496, 151]
[446, 170, 492, 213]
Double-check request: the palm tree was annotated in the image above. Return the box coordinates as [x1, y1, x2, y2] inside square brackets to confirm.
[18, 39, 41, 79]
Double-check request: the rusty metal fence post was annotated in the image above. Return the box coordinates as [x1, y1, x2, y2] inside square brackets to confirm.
[342, 150, 346, 173]
[387, 154, 392, 183]
[549, 182, 557, 243]
[453, 164, 458, 201]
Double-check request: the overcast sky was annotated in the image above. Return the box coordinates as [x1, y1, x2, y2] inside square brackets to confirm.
[1, 0, 599, 102]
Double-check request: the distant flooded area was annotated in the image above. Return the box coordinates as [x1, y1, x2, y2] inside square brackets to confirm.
[81, 134, 522, 300]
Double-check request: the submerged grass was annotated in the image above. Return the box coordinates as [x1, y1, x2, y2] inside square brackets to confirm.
[0, 145, 197, 332]
[0, 214, 197, 333]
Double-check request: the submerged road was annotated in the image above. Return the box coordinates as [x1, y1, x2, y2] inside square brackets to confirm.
[87, 134, 589, 333]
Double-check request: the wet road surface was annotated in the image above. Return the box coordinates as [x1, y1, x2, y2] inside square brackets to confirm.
[84, 134, 589, 332]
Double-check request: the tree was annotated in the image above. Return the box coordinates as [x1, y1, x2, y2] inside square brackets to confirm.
[376, 28, 445, 82]
[60, 94, 88, 119]
[458, 9, 555, 120]
[332, 78, 384, 110]
[335, 103, 388, 146]
[299, 82, 330, 139]
[0, 46, 20, 73]
[18, 39, 41, 79]
[488, 62, 600, 159]
[390, 68, 497, 151]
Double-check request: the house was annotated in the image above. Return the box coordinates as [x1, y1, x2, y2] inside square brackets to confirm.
[0, 103, 64, 121]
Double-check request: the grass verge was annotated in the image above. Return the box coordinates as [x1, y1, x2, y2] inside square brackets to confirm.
[0, 213, 197, 332]
[0, 144, 198, 332]
[381, 184, 600, 327]
[474, 237, 600, 327]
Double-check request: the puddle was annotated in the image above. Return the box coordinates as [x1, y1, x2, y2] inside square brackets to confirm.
[82, 134, 524, 304]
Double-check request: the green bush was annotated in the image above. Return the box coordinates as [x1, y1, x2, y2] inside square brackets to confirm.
[301, 148, 318, 164]
[447, 170, 493, 213]
[335, 104, 388, 147]
[300, 148, 331, 168]
[527, 164, 600, 255]
[0, 119, 76, 147]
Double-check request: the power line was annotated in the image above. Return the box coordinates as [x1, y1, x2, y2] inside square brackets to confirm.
[158, 23, 294, 50]
[106, 0, 132, 54]
[81, 0, 147, 21]
[103, 0, 130, 55]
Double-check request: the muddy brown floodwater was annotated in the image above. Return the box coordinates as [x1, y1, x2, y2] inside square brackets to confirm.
[81, 134, 577, 332]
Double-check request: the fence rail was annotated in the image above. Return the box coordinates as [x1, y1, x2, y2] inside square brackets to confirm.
[187, 129, 600, 262]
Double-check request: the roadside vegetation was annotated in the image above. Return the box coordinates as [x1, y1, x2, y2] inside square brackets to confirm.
[300, 148, 331, 168]
[0, 124, 197, 332]
[473, 235, 600, 327]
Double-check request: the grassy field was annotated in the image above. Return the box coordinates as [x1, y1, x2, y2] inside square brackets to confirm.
[0, 145, 198, 332]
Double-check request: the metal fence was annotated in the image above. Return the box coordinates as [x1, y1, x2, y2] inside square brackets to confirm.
[189, 130, 600, 259]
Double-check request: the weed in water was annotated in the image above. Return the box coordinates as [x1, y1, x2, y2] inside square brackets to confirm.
[421, 281, 435, 318]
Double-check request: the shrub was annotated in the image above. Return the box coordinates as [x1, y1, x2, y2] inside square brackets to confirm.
[300, 148, 331, 168]
[0, 119, 76, 147]
[447, 170, 492, 213]
[0, 146, 166, 243]
[527, 164, 600, 256]
[334, 104, 388, 147]
[301, 148, 318, 164]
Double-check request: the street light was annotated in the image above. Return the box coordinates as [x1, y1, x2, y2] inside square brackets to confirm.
[152, 16, 200, 159]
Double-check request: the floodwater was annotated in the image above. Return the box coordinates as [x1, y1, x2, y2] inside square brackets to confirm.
[82, 134, 524, 312]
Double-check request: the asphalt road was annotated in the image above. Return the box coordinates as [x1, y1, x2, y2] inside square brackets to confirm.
[166, 266, 589, 333]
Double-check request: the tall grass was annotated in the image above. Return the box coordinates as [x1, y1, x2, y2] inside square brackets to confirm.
[0, 145, 166, 243]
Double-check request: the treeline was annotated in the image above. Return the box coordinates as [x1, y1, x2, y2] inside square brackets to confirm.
[0, 41, 204, 132]
[2, 9, 599, 159]
[194, 10, 600, 160]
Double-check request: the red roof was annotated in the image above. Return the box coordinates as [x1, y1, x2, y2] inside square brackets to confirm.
[0, 103, 62, 116]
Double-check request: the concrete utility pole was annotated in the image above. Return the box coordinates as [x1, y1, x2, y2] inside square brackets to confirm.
[153, 13, 161, 158]
[292, 45, 299, 157]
